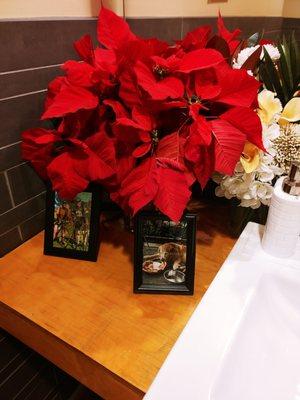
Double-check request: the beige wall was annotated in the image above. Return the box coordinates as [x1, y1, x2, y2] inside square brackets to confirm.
[0, 0, 104, 18]
[0, 0, 287, 18]
[282, 0, 300, 18]
[122, 0, 285, 17]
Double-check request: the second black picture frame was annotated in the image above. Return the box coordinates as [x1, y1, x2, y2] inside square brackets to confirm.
[134, 211, 197, 295]
[44, 184, 101, 261]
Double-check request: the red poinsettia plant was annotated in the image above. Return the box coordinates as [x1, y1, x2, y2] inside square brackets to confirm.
[22, 7, 264, 221]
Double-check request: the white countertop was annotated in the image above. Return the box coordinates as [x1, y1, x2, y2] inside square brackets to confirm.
[144, 223, 300, 400]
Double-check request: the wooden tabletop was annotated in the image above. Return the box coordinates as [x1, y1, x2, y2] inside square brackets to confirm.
[0, 205, 236, 400]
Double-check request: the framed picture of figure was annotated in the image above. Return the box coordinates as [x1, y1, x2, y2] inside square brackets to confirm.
[44, 185, 101, 261]
[134, 211, 197, 295]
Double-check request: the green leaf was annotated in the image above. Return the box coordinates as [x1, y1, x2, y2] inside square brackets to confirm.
[259, 63, 274, 92]
[247, 32, 259, 47]
[282, 35, 293, 76]
[290, 32, 300, 94]
[263, 47, 287, 104]
[278, 43, 293, 94]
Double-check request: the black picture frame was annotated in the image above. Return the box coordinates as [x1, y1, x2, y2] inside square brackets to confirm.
[44, 184, 101, 261]
[134, 211, 196, 295]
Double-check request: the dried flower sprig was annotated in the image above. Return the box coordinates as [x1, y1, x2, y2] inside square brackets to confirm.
[273, 124, 300, 172]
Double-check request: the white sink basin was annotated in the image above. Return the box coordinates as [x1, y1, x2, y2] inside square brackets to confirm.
[144, 223, 300, 400]
[211, 270, 300, 400]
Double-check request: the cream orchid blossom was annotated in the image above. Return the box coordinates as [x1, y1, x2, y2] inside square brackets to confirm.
[257, 89, 282, 125]
[214, 94, 286, 209]
[240, 142, 260, 173]
[279, 97, 300, 125]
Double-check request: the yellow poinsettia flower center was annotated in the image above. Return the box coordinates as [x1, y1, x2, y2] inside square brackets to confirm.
[257, 89, 282, 125]
[279, 97, 300, 126]
[240, 142, 260, 173]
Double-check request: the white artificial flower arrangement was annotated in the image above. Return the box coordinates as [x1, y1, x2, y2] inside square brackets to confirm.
[232, 44, 280, 70]
[214, 87, 300, 209]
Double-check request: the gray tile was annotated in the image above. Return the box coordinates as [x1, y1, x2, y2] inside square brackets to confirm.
[0, 91, 49, 148]
[127, 18, 182, 43]
[0, 352, 46, 400]
[182, 16, 282, 39]
[15, 365, 57, 400]
[0, 228, 22, 256]
[282, 18, 300, 41]
[0, 66, 62, 99]
[264, 30, 282, 41]
[20, 210, 45, 242]
[0, 334, 27, 368]
[54, 368, 79, 399]
[182, 17, 216, 37]
[0, 143, 22, 172]
[7, 163, 45, 206]
[0, 20, 97, 72]
[0, 192, 46, 235]
[282, 18, 300, 29]
[262, 17, 283, 32]
[0, 172, 13, 214]
[0, 329, 6, 340]
[231, 17, 281, 35]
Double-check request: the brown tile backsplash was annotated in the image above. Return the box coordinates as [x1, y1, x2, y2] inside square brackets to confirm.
[0, 65, 62, 99]
[0, 329, 6, 340]
[0, 228, 22, 257]
[0, 353, 46, 400]
[7, 163, 45, 206]
[0, 92, 47, 148]
[182, 16, 283, 39]
[0, 192, 45, 236]
[0, 334, 27, 367]
[0, 20, 97, 73]
[0, 15, 298, 258]
[0, 172, 13, 214]
[282, 18, 300, 41]
[0, 330, 79, 399]
[127, 17, 182, 43]
[13, 365, 56, 400]
[20, 210, 45, 242]
[0, 142, 22, 172]
[181, 16, 217, 36]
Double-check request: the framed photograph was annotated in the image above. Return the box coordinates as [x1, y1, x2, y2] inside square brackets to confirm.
[134, 211, 196, 295]
[44, 185, 101, 261]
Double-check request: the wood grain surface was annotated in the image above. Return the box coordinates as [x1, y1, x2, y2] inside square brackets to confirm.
[0, 205, 236, 399]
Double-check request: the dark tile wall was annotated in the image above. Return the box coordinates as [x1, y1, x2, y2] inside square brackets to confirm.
[282, 18, 300, 42]
[0, 15, 299, 258]
[181, 16, 283, 40]
[0, 328, 102, 400]
[0, 328, 80, 400]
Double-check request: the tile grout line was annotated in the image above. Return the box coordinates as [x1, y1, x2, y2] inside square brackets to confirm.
[5, 161, 27, 172]
[17, 225, 23, 241]
[3, 171, 15, 208]
[180, 16, 184, 40]
[0, 140, 21, 151]
[0, 209, 45, 239]
[0, 190, 46, 218]
[18, 209, 45, 227]
[0, 353, 34, 390]
[0, 63, 62, 76]
[0, 225, 20, 239]
[0, 89, 47, 102]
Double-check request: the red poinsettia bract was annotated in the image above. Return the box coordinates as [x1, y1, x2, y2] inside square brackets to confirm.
[21, 6, 263, 222]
